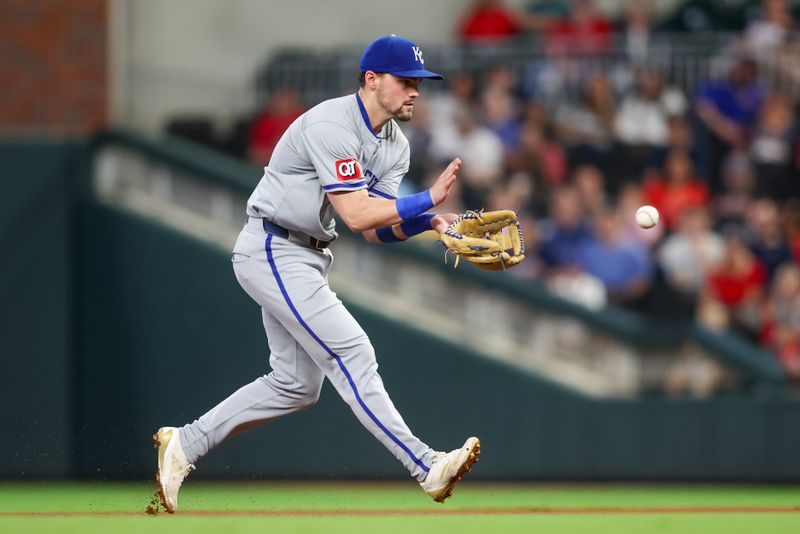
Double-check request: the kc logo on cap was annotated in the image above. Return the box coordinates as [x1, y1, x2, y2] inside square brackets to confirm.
[412, 46, 424, 64]
[335, 158, 363, 181]
[359, 35, 443, 80]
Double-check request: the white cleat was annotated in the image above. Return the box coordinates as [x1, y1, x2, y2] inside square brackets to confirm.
[420, 437, 481, 503]
[153, 427, 195, 513]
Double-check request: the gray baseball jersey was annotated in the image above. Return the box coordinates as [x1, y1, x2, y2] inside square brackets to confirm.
[246, 93, 410, 241]
[178, 92, 437, 482]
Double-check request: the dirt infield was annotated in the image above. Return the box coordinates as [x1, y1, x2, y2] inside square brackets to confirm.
[3, 506, 800, 517]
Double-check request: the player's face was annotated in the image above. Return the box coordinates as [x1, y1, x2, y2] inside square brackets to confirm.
[377, 75, 422, 122]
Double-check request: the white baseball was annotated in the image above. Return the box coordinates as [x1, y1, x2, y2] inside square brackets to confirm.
[635, 205, 659, 229]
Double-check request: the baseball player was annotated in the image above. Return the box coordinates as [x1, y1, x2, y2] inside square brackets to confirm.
[153, 35, 480, 513]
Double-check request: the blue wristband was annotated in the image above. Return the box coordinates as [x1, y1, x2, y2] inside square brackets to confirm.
[376, 226, 402, 243]
[400, 213, 435, 238]
[396, 190, 434, 221]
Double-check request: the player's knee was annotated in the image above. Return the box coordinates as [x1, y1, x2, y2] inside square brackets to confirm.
[340, 337, 377, 364]
[294, 382, 323, 411]
[295, 392, 321, 411]
[262, 373, 322, 410]
[343, 349, 380, 385]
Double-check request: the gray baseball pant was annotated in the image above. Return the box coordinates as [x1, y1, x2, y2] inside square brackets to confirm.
[179, 219, 435, 481]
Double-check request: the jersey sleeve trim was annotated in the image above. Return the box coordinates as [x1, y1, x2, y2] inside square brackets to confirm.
[322, 180, 367, 191]
[368, 188, 397, 200]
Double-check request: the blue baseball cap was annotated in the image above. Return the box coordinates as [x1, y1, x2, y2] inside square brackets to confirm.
[359, 35, 443, 80]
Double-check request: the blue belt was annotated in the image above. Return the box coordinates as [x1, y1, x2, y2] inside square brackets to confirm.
[262, 219, 331, 250]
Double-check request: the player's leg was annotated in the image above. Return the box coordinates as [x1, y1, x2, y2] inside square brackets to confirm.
[154, 293, 323, 512]
[260, 241, 481, 501]
[246, 235, 439, 481]
[178, 307, 325, 464]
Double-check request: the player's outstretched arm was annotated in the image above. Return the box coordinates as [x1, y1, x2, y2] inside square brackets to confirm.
[327, 158, 460, 234]
[361, 212, 458, 244]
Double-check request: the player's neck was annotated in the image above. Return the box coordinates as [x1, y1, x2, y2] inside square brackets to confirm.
[357, 88, 390, 134]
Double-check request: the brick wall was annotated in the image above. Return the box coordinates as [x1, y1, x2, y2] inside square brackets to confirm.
[0, 0, 107, 135]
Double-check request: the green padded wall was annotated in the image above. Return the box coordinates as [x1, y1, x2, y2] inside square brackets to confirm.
[0, 141, 85, 477]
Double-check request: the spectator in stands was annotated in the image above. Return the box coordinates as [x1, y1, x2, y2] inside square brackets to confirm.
[777, 31, 800, 87]
[244, 28, 800, 364]
[759, 262, 800, 380]
[657, 207, 725, 316]
[614, 69, 687, 149]
[617, 0, 660, 65]
[694, 57, 765, 193]
[712, 150, 756, 231]
[457, 0, 524, 44]
[481, 87, 522, 152]
[613, 69, 687, 184]
[739, 2, 800, 96]
[537, 185, 592, 269]
[428, 72, 478, 157]
[783, 200, 800, 263]
[750, 93, 799, 201]
[521, 96, 553, 132]
[554, 73, 616, 169]
[544, 0, 614, 58]
[572, 164, 607, 218]
[538, 186, 608, 311]
[745, 198, 793, 283]
[646, 115, 701, 175]
[575, 207, 653, 307]
[430, 105, 504, 209]
[642, 149, 710, 230]
[483, 63, 520, 95]
[247, 88, 305, 165]
[741, 0, 796, 56]
[480, 65, 524, 153]
[700, 233, 767, 340]
[505, 121, 567, 215]
[427, 72, 478, 144]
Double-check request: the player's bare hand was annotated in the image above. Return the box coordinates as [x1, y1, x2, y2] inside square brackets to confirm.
[431, 213, 458, 234]
[429, 158, 461, 206]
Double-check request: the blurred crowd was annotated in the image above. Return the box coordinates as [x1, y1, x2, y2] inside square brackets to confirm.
[186, 0, 800, 382]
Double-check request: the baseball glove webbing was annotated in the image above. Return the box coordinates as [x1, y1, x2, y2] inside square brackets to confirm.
[440, 209, 526, 271]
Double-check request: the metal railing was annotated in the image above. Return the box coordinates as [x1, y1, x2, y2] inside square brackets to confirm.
[118, 32, 798, 132]
[256, 33, 800, 106]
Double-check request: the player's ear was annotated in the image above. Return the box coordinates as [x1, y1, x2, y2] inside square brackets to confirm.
[365, 71, 381, 91]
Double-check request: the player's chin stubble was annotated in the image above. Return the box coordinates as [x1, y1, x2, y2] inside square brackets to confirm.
[384, 103, 412, 121]
[378, 92, 413, 122]
[393, 108, 413, 121]
[390, 100, 414, 121]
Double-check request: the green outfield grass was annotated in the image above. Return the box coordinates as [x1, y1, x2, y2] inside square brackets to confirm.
[1, 482, 799, 533]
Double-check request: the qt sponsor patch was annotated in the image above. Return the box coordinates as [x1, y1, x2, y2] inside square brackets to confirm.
[335, 158, 363, 181]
